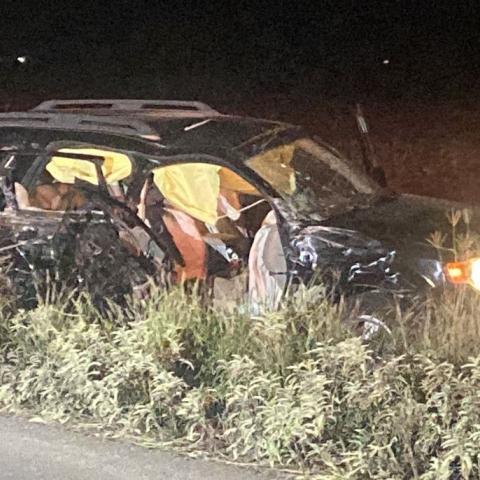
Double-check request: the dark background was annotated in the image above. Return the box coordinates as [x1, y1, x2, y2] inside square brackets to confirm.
[2, 1, 480, 202]
[1, 1, 479, 102]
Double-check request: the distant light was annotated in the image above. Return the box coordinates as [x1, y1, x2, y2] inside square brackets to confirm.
[382, 59, 390, 65]
[16, 56, 27, 64]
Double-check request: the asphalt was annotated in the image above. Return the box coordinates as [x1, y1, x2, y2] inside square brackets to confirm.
[0, 415, 285, 480]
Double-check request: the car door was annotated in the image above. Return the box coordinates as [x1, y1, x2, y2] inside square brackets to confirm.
[0, 141, 180, 307]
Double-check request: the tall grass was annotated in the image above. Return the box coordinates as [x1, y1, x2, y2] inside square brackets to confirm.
[1, 284, 480, 479]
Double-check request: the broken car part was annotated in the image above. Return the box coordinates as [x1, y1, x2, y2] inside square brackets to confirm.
[0, 99, 477, 314]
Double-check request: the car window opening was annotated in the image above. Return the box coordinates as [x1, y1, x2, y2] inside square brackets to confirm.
[246, 138, 378, 219]
[19, 148, 133, 211]
[137, 162, 286, 310]
[7, 147, 287, 310]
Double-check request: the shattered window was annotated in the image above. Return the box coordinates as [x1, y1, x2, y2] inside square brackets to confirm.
[246, 144, 296, 195]
[0, 152, 35, 211]
[246, 138, 378, 219]
[23, 148, 133, 211]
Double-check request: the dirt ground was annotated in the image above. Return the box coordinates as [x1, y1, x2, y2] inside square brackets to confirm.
[3, 94, 479, 205]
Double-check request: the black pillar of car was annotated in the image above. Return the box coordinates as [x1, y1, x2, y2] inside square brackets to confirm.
[355, 104, 387, 188]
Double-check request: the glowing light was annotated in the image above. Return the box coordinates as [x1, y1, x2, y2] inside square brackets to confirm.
[16, 56, 27, 64]
[470, 259, 480, 290]
[445, 258, 480, 291]
[445, 262, 469, 284]
[382, 59, 390, 65]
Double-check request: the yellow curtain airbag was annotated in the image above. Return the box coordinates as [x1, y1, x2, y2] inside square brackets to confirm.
[47, 148, 132, 185]
[246, 144, 296, 194]
[153, 163, 221, 225]
[219, 168, 260, 195]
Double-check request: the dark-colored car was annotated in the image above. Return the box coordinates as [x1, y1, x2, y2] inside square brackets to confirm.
[0, 99, 476, 315]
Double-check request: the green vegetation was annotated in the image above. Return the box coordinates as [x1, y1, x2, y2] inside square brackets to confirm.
[1, 283, 480, 479]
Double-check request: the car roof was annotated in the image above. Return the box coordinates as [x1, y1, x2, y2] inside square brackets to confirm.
[32, 99, 223, 119]
[27, 98, 294, 140]
[0, 99, 380, 201]
[0, 99, 299, 162]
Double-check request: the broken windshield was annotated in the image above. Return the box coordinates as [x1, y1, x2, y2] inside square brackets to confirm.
[246, 137, 379, 220]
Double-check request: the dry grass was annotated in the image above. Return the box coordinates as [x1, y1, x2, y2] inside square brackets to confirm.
[0, 284, 480, 479]
[1, 95, 480, 477]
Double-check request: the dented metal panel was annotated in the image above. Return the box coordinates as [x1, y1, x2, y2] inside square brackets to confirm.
[0, 101, 475, 312]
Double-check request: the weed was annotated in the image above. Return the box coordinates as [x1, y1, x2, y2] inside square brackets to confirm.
[0, 284, 479, 478]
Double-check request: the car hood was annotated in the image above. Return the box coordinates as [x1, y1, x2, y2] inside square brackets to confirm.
[287, 193, 479, 292]
[322, 193, 478, 260]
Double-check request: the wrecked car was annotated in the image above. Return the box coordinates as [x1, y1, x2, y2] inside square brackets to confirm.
[0, 99, 477, 316]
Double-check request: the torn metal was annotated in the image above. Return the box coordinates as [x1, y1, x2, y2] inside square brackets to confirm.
[0, 99, 477, 312]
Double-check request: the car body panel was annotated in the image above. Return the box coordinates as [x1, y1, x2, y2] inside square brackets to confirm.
[0, 101, 475, 309]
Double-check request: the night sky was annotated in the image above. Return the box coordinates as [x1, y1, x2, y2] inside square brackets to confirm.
[1, 1, 480, 101]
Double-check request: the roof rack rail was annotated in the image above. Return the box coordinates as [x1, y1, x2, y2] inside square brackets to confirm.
[32, 99, 221, 117]
[0, 112, 161, 139]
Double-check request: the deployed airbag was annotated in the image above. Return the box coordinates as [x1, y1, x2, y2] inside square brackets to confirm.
[47, 148, 132, 185]
[153, 163, 221, 225]
[246, 144, 296, 194]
